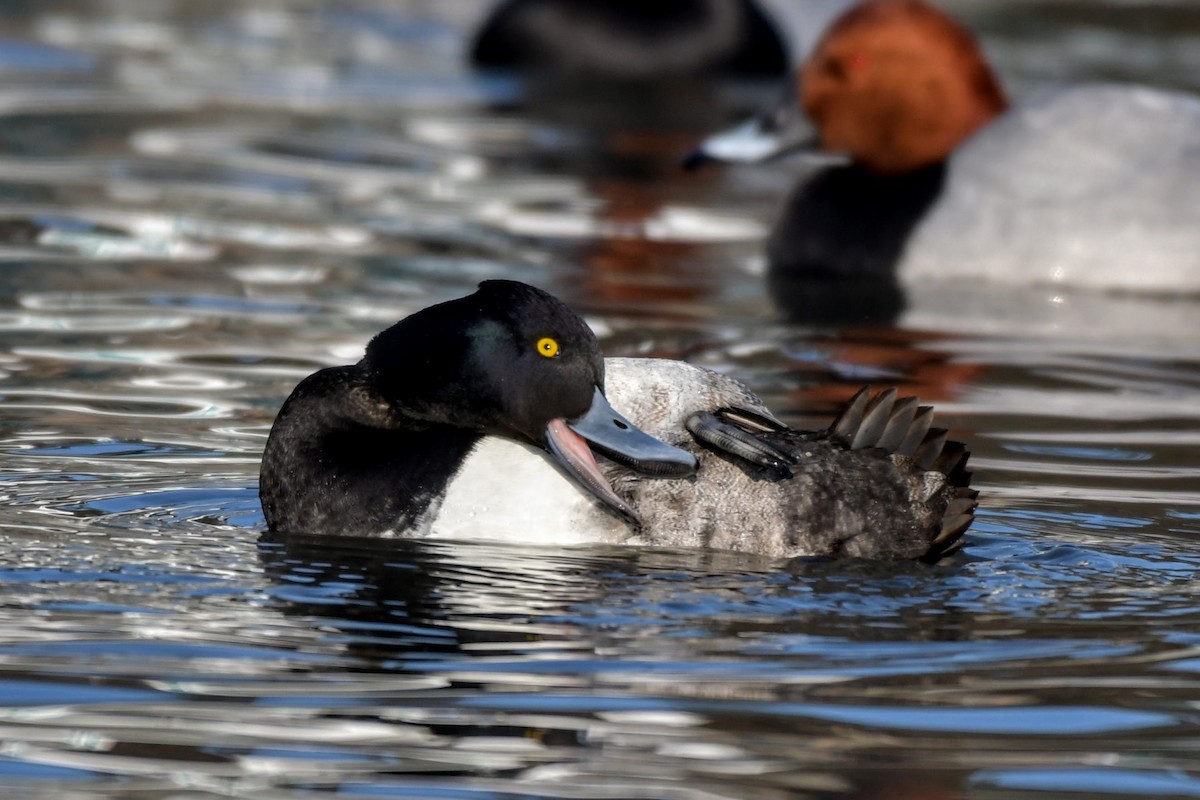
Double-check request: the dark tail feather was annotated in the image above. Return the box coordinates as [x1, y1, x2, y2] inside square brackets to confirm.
[938, 443, 973, 489]
[876, 395, 919, 452]
[923, 491, 979, 560]
[831, 387, 978, 563]
[913, 427, 949, 470]
[896, 406, 934, 456]
[831, 386, 872, 442]
[851, 387, 898, 449]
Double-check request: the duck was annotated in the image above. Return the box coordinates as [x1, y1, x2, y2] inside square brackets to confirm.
[687, 0, 1200, 322]
[470, 0, 789, 80]
[259, 280, 697, 539]
[260, 280, 976, 561]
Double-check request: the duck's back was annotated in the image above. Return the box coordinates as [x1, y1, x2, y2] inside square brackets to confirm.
[602, 359, 974, 560]
[902, 84, 1200, 291]
[615, 432, 956, 559]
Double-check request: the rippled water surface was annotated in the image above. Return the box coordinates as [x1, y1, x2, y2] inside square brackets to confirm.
[1, 2, 1199, 798]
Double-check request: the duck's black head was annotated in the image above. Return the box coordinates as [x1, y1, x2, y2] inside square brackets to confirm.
[363, 280, 603, 444]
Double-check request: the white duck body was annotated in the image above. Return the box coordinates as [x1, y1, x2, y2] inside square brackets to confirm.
[901, 84, 1200, 292]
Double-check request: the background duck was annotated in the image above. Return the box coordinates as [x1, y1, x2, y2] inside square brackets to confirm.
[471, 0, 790, 79]
[689, 0, 1200, 322]
[261, 281, 976, 561]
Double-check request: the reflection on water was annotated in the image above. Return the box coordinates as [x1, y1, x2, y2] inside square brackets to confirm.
[1, 1, 1199, 798]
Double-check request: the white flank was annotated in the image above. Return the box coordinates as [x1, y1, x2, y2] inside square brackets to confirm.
[427, 436, 625, 546]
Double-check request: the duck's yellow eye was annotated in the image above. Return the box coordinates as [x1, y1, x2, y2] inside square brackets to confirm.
[536, 337, 560, 358]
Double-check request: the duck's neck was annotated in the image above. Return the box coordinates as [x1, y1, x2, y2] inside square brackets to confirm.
[259, 365, 480, 536]
[765, 162, 947, 325]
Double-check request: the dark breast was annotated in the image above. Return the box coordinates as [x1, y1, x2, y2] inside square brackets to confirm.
[766, 162, 947, 325]
[259, 366, 480, 537]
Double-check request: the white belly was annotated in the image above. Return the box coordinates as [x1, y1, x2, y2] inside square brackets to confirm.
[426, 436, 627, 546]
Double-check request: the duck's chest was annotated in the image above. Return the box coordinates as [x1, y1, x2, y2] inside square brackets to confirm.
[424, 437, 629, 546]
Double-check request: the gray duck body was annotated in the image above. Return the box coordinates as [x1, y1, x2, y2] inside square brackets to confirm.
[600, 358, 975, 560]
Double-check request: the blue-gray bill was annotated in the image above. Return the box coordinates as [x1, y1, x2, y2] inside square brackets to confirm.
[683, 99, 849, 169]
[570, 387, 697, 477]
[545, 387, 697, 527]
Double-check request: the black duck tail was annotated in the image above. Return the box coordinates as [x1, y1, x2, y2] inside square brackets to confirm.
[831, 386, 977, 560]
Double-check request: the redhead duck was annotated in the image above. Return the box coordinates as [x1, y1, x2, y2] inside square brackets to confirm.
[471, 0, 789, 79]
[689, 0, 1200, 321]
[260, 281, 975, 561]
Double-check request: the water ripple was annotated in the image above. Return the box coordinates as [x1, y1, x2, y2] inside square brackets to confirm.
[1, 2, 1199, 797]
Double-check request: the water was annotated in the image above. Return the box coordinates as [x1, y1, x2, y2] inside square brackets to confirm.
[1, 2, 1199, 798]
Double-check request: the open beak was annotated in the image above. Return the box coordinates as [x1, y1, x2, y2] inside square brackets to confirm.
[682, 95, 848, 169]
[545, 387, 696, 526]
